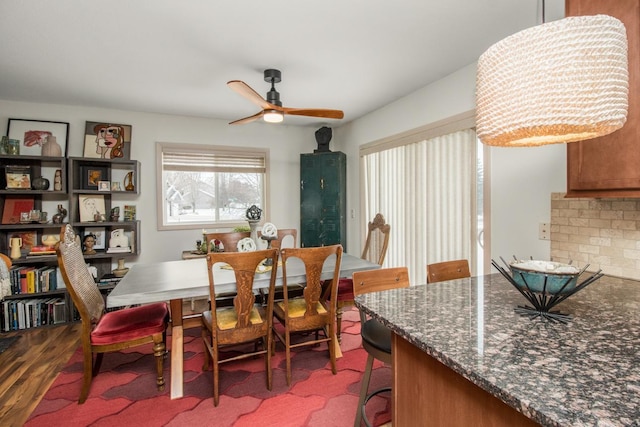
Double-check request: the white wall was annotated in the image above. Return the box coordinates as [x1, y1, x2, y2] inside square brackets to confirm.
[334, 62, 567, 267]
[0, 99, 317, 266]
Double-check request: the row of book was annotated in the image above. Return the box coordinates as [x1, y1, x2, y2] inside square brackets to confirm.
[6, 266, 65, 295]
[1, 298, 67, 331]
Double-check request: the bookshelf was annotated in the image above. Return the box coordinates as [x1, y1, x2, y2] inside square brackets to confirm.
[68, 157, 141, 281]
[0, 154, 69, 331]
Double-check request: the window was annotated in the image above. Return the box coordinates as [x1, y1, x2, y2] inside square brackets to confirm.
[359, 111, 483, 285]
[156, 142, 269, 230]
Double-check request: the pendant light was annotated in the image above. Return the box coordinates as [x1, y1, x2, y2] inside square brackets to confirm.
[476, 9, 629, 147]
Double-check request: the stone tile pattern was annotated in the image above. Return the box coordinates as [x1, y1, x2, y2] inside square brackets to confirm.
[356, 274, 640, 426]
[550, 192, 640, 280]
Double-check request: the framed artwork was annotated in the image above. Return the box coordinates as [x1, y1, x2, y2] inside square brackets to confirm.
[83, 227, 106, 250]
[98, 181, 110, 191]
[80, 166, 108, 190]
[111, 181, 122, 191]
[7, 118, 69, 157]
[5, 165, 31, 189]
[83, 121, 132, 160]
[79, 194, 106, 222]
[1, 196, 35, 224]
[124, 205, 137, 221]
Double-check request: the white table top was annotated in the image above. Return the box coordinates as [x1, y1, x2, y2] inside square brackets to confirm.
[107, 252, 378, 308]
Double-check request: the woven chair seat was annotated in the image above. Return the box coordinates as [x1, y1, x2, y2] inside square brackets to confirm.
[203, 306, 263, 331]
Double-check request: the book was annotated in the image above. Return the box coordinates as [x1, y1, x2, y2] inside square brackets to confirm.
[106, 246, 131, 253]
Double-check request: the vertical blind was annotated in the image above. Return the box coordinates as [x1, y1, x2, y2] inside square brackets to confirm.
[361, 128, 477, 285]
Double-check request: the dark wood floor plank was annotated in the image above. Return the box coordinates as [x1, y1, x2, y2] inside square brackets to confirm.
[0, 323, 80, 426]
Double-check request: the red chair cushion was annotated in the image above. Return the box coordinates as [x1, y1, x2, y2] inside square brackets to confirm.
[336, 278, 355, 301]
[91, 302, 169, 345]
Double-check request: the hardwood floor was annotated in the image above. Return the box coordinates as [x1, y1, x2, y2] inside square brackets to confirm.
[0, 323, 80, 426]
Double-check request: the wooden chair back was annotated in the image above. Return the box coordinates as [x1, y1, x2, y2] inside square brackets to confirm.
[426, 259, 471, 284]
[261, 228, 297, 249]
[57, 225, 105, 323]
[362, 213, 390, 265]
[352, 267, 410, 322]
[205, 231, 250, 252]
[206, 248, 279, 335]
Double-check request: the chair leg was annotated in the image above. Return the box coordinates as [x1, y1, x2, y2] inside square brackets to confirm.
[79, 349, 95, 404]
[285, 328, 292, 386]
[337, 306, 343, 343]
[152, 334, 166, 391]
[202, 328, 211, 371]
[92, 352, 104, 376]
[213, 344, 220, 406]
[328, 324, 337, 375]
[265, 333, 272, 390]
[354, 353, 375, 427]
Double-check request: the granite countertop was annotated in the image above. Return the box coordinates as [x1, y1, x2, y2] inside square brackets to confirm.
[355, 272, 640, 426]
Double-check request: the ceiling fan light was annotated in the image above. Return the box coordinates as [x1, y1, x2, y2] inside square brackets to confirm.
[263, 109, 284, 123]
[476, 14, 629, 147]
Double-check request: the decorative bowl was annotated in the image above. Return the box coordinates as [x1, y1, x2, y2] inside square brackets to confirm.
[510, 260, 580, 295]
[112, 267, 129, 278]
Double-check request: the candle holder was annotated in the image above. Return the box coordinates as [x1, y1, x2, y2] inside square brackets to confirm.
[260, 235, 276, 266]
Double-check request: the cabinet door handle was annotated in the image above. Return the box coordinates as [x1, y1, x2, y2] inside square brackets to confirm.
[320, 178, 324, 189]
[300, 180, 304, 190]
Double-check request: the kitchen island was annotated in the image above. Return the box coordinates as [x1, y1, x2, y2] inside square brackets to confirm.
[355, 273, 640, 426]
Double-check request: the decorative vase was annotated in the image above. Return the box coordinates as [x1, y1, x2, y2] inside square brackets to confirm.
[52, 204, 67, 224]
[41, 135, 62, 157]
[32, 176, 50, 190]
[10, 237, 22, 260]
[53, 169, 62, 191]
[124, 172, 135, 191]
[113, 258, 129, 277]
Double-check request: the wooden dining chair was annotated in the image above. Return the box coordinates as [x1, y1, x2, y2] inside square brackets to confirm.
[56, 224, 169, 404]
[335, 213, 390, 342]
[201, 248, 279, 406]
[352, 266, 410, 427]
[426, 259, 471, 283]
[273, 244, 343, 385]
[205, 231, 251, 253]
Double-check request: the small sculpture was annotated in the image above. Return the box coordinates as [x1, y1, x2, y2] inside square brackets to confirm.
[109, 229, 129, 249]
[53, 169, 62, 191]
[245, 205, 262, 220]
[314, 126, 332, 153]
[52, 204, 67, 224]
[83, 233, 97, 255]
[110, 206, 120, 222]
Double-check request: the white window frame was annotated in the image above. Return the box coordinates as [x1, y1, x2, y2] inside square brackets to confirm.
[156, 142, 270, 231]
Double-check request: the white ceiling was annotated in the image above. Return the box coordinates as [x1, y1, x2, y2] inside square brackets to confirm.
[0, 0, 563, 128]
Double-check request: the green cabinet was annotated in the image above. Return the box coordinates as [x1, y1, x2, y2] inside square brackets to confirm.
[300, 151, 346, 250]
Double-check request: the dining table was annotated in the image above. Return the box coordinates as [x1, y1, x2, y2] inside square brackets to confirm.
[107, 252, 380, 399]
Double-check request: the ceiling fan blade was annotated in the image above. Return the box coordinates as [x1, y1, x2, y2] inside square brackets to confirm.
[227, 80, 272, 109]
[229, 111, 264, 125]
[283, 107, 344, 120]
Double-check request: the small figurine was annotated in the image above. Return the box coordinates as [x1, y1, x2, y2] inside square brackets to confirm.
[83, 233, 97, 255]
[314, 126, 332, 153]
[52, 204, 67, 224]
[53, 169, 62, 191]
[110, 206, 120, 222]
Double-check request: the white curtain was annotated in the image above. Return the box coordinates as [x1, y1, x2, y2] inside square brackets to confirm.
[361, 128, 477, 285]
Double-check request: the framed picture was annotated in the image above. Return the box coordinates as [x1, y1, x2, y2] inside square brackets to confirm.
[80, 166, 108, 190]
[79, 194, 106, 222]
[7, 118, 69, 157]
[83, 121, 132, 160]
[98, 181, 110, 191]
[83, 227, 106, 250]
[124, 205, 137, 221]
[1, 196, 35, 224]
[111, 181, 122, 191]
[5, 165, 31, 189]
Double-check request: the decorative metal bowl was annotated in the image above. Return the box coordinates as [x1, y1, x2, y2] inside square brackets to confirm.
[492, 257, 604, 323]
[510, 260, 580, 295]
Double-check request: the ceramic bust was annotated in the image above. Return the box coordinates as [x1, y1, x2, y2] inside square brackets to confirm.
[83, 234, 97, 255]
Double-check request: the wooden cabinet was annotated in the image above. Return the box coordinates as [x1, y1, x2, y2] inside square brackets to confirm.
[68, 157, 141, 280]
[300, 151, 346, 250]
[566, 0, 640, 198]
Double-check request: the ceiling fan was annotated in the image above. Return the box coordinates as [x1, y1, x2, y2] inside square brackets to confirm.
[227, 69, 344, 125]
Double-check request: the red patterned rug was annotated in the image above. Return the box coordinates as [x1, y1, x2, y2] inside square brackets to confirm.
[26, 308, 391, 426]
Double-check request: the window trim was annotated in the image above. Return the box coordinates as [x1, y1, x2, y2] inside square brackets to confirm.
[156, 142, 270, 231]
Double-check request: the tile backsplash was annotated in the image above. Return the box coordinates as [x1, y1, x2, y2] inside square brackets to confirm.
[550, 192, 640, 280]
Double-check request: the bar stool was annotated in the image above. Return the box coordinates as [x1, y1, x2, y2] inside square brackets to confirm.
[352, 267, 409, 427]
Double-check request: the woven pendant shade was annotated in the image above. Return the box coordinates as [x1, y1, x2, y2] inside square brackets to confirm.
[476, 14, 628, 147]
